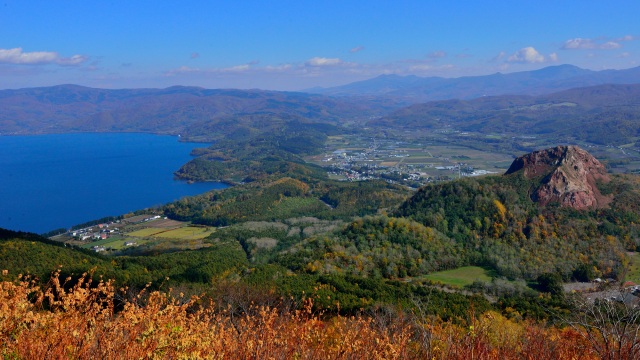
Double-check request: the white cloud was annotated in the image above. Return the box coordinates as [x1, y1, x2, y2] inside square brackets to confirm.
[548, 52, 558, 62]
[562, 38, 595, 49]
[498, 63, 510, 72]
[410, 64, 432, 71]
[265, 64, 292, 72]
[163, 55, 462, 87]
[428, 51, 447, 59]
[600, 41, 621, 49]
[166, 66, 226, 76]
[491, 51, 506, 62]
[408, 63, 454, 74]
[165, 66, 200, 76]
[0, 47, 87, 66]
[57, 54, 89, 66]
[306, 57, 342, 66]
[615, 35, 635, 42]
[508, 47, 545, 63]
[350, 46, 364, 53]
[562, 37, 624, 50]
[0, 48, 57, 64]
[165, 62, 261, 77]
[222, 64, 250, 72]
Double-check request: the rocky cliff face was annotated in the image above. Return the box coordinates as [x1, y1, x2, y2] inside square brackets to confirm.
[505, 145, 611, 210]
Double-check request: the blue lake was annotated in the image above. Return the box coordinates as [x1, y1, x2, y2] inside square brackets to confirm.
[0, 133, 226, 234]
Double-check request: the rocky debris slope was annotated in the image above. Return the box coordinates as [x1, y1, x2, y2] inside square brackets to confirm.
[505, 145, 611, 210]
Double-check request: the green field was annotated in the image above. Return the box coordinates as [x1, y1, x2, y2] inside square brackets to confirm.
[154, 227, 215, 240]
[624, 252, 640, 284]
[423, 266, 493, 287]
[80, 236, 153, 250]
[80, 236, 122, 249]
[127, 226, 214, 240]
[126, 228, 167, 237]
[78, 226, 216, 252]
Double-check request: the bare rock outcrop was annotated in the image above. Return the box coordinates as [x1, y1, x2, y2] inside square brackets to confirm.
[505, 145, 611, 210]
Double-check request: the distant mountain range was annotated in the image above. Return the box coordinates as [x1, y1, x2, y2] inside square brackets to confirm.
[307, 64, 640, 103]
[3, 66, 640, 146]
[369, 83, 640, 146]
[0, 85, 385, 140]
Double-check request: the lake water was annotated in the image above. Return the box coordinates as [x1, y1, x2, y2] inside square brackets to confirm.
[0, 133, 226, 234]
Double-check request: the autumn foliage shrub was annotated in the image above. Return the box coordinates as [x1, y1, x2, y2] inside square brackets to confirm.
[0, 271, 612, 359]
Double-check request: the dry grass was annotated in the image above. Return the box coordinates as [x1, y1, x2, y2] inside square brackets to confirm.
[126, 227, 167, 237]
[126, 226, 215, 240]
[1, 272, 413, 359]
[0, 271, 620, 359]
[154, 227, 215, 240]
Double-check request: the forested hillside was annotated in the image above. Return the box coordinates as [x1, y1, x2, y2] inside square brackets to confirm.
[4, 142, 640, 358]
[6, 144, 640, 302]
[371, 84, 640, 146]
[0, 85, 383, 140]
[2, 84, 640, 358]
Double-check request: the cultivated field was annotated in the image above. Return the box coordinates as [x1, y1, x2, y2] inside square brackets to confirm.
[126, 228, 166, 237]
[422, 266, 493, 287]
[68, 218, 216, 252]
[127, 226, 215, 240]
[153, 226, 215, 239]
[624, 252, 640, 284]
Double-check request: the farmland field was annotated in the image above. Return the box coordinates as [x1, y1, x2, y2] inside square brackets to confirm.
[126, 228, 167, 237]
[153, 226, 215, 240]
[624, 252, 640, 284]
[80, 236, 153, 250]
[422, 266, 493, 287]
[149, 218, 184, 228]
[126, 226, 214, 240]
[79, 236, 124, 248]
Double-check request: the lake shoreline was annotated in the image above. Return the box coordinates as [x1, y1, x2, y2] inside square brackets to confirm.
[0, 133, 227, 234]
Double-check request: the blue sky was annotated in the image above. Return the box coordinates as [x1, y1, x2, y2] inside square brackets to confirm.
[1, 1, 638, 90]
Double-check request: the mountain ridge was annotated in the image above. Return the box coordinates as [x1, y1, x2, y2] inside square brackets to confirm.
[369, 83, 640, 146]
[0, 85, 387, 140]
[307, 64, 640, 103]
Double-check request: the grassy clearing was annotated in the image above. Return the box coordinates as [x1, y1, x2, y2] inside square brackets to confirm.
[97, 238, 152, 250]
[126, 228, 167, 237]
[79, 236, 152, 250]
[154, 226, 215, 240]
[624, 252, 640, 284]
[126, 226, 215, 240]
[423, 266, 493, 287]
[79, 236, 121, 249]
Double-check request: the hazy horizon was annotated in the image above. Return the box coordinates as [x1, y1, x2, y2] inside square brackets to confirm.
[0, 63, 634, 93]
[1, 1, 638, 91]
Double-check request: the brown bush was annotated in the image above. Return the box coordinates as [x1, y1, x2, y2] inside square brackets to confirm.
[0, 271, 603, 359]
